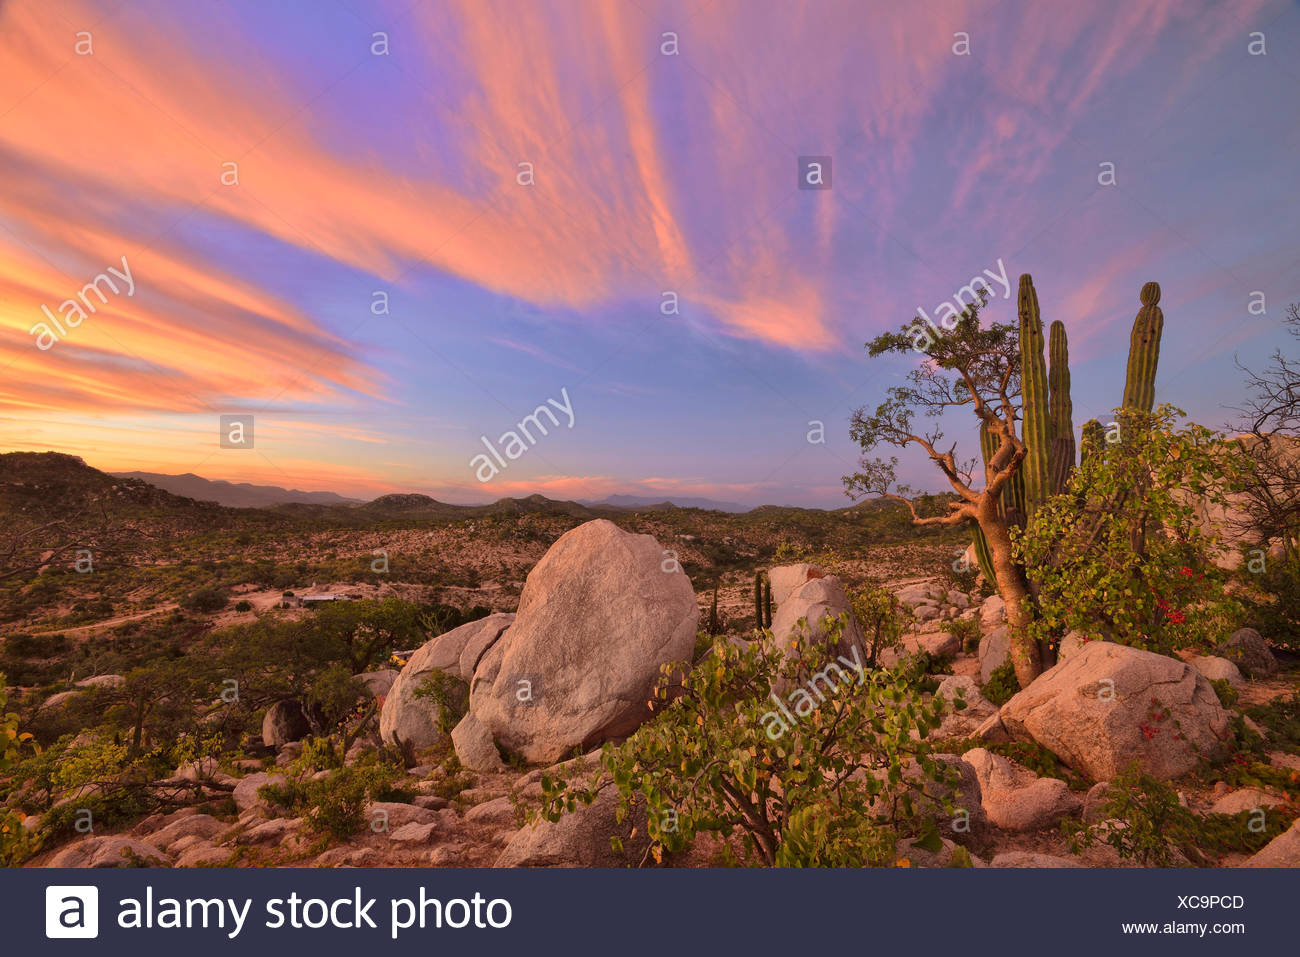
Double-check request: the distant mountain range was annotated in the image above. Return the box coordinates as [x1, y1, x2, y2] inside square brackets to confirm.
[107, 471, 752, 513]
[582, 494, 748, 513]
[112, 472, 365, 508]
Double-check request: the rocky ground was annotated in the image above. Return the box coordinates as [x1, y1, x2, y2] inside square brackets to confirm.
[17, 521, 1300, 870]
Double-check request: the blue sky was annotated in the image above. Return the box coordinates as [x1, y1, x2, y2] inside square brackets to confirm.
[1, 0, 1297, 507]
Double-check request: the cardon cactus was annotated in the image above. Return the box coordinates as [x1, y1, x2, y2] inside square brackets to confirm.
[971, 421, 999, 583]
[1017, 274, 1051, 519]
[754, 572, 772, 630]
[1122, 282, 1163, 413]
[1048, 319, 1075, 494]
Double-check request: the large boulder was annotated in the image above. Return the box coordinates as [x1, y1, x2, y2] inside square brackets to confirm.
[979, 595, 1006, 628]
[451, 712, 505, 773]
[358, 669, 398, 699]
[1191, 655, 1244, 688]
[380, 613, 514, 752]
[767, 563, 824, 607]
[261, 700, 311, 749]
[999, 642, 1232, 782]
[469, 520, 697, 763]
[768, 575, 866, 663]
[936, 675, 998, 738]
[978, 626, 1010, 684]
[1242, 818, 1300, 867]
[495, 787, 650, 867]
[1214, 628, 1278, 678]
[46, 836, 169, 868]
[962, 748, 1081, 831]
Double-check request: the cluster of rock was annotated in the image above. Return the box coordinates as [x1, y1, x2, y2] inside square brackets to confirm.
[35, 520, 1297, 869]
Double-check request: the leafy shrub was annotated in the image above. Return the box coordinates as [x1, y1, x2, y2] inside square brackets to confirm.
[943, 617, 982, 654]
[412, 669, 468, 737]
[1, 678, 41, 864]
[1244, 693, 1300, 755]
[1239, 555, 1300, 651]
[260, 748, 410, 840]
[980, 662, 1020, 707]
[848, 581, 907, 668]
[1210, 678, 1238, 708]
[180, 585, 229, 614]
[234, 600, 252, 612]
[1064, 764, 1201, 866]
[540, 621, 959, 867]
[1067, 762, 1297, 865]
[1018, 407, 1245, 655]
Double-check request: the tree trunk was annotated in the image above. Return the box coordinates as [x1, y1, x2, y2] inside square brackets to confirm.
[976, 498, 1042, 688]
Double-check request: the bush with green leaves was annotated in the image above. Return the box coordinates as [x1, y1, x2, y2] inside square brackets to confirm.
[539, 620, 960, 867]
[942, 617, 983, 654]
[412, 669, 468, 737]
[1238, 554, 1300, 651]
[1, 677, 41, 864]
[260, 746, 411, 840]
[980, 662, 1020, 707]
[848, 581, 908, 668]
[1066, 761, 1295, 865]
[180, 585, 229, 614]
[1017, 406, 1245, 655]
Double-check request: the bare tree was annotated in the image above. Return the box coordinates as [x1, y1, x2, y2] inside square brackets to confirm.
[1230, 303, 1300, 560]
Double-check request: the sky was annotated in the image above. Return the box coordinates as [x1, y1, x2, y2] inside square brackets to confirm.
[1, 0, 1297, 509]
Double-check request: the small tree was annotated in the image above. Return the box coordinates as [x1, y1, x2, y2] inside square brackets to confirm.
[844, 296, 1046, 685]
[1232, 302, 1300, 560]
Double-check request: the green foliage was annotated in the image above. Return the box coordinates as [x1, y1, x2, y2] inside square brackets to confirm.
[427, 753, 475, 802]
[234, 600, 253, 612]
[1210, 678, 1238, 709]
[1066, 762, 1296, 865]
[980, 662, 1020, 707]
[1065, 764, 1201, 866]
[848, 580, 908, 667]
[1238, 555, 1300, 651]
[942, 617, 982, 654]
[1017, 406, 1245, 654]
[539, 622, 959, 867]
[260, 746, 410, 840]
[305, 664, 366, 733]
[1, 678, 41, 864]
[411, 669, 468, 737]
[180, 585, 229, 613]
[1244, 693, 1300, 755]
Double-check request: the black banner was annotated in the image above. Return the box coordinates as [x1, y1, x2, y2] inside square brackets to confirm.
[9, 867, 1286, 955]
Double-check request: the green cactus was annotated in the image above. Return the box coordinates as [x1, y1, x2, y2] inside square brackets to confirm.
[1048, 319, 1075, 494]
[754, 571, 764, 630]
[708, 583, 720, 635]
[972, 421, 999, 583]
[1122, 281, 1163, 413]
[1017, 274, 1051, 520]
